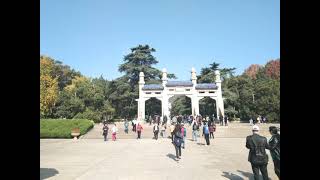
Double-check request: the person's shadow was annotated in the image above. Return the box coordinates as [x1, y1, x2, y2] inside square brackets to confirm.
[40, 168, 59, 180]
[239, 170, 272, 180]
[222, 171, 244, 180]
[166, 153, 179, 162]
[222, 170, 269, 180]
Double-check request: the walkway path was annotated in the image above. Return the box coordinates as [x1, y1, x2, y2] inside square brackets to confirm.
[41, 122, 280, 180]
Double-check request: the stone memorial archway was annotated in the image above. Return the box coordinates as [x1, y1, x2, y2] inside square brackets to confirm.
[136, 68, 225, 124]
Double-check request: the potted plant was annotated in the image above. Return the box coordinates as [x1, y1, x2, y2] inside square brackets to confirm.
[71, 128, 80, 140]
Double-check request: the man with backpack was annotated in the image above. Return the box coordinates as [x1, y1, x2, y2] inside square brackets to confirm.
[246, 125, 269, 180]
[173, 124, 183, 159]
[202, 122, 210, 146]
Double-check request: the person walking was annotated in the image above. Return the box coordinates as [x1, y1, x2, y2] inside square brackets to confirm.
[172, 116, 177, 124]
[161, 124, 166, 138]
[219, 116, 223, 126]
[209, 123, 215, 139]
[224, 116, 228, 126]
[163, 115, 168, 125]
[191, 120, 198, 142]
[181, 123, 187, 149]
[257, 115, 261, 124]
[136, 123, 143, 139]
[102, 123, 109, 141]
[173, 124, 183, 159]
[124, 119, 129, 134]
[263, 117, 267, 124]
[111, 124, 118, 141]
[267, 126, 280, 179]
[170, 123, 175, 142]
[246, 125, 269, 180]
[249, 118, 253, 125]
[133, 119, 137, 132]
[153, 123, 159, 140]
[202, 122, 210, 146]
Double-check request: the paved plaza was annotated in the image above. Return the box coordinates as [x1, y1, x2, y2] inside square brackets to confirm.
[40, 123, 279, 180]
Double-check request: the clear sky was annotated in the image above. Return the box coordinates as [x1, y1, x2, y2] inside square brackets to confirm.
[40, 0, 279, 81]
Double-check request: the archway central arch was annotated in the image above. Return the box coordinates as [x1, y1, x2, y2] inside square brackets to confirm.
[145, 97, 162, 119]
[136, 68, 225, 125]
[168, 95, 192, 117]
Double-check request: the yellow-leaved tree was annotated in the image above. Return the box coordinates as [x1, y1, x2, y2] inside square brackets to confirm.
[40, 56, 59, 117]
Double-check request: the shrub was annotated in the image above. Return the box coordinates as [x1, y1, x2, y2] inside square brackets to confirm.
[40, 119, 94, 138]
[73, 109, 102, 123]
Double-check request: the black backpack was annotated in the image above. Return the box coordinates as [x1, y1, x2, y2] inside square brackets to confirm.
[174, 131, 182, 146]
[251, 137, 268, 165]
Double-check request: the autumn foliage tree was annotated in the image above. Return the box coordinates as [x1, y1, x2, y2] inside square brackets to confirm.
[40, 56, 59, 117]
[244, 64, 262, 79]
[264, 59, 280, 80]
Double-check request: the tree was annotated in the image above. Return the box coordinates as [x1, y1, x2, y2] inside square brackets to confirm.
[145, 98, 162, 117]
[199, 97, 216, 117]
[170, 96, 191, 116]
[244, 64, 262, 79]
[264, 59, 280, 80]
[119, 44, 176, 87]
[112, 44, 176, 118]
[40, 56, 59, 117]
[197, 61, 236, 83]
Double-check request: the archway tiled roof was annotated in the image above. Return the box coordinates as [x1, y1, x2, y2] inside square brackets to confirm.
[195, 83, 218, 90]
[142, 84, 164, 90]
[166, 81, 193, 87]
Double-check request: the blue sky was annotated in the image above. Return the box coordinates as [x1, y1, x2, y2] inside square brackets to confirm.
[40, 0, 279, 81]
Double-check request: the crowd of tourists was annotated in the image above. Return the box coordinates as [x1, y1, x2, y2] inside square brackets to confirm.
[249, 115, 268, 125]
[101, 114, 280, 179]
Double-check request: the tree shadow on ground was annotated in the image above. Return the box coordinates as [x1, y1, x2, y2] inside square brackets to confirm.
[40, 168, 59, 180]
[166, 153, 179, 162]
[222, 171, 244, 180]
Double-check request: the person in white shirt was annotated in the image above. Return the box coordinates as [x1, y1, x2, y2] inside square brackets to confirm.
[112, 124, 118, 141]
[132, 119, 137, 132]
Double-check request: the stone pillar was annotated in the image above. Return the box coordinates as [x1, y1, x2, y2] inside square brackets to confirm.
[138, 72, 145, 121]
[191, 67, 199, 116]
[167, 101, 171, 125]
[215, 70, 225, 124]
[162, 68, 169, 118]
[140, 99, 146, 121]
[216, 98, 219, 122]
[192, 96, 200, 116]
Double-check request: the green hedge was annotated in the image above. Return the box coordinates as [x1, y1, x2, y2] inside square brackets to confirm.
[40, 119, 94, 138]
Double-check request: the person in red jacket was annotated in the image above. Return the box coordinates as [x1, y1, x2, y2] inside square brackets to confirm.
[136, 123, 143, 139]
[209, 123, 216, 139]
